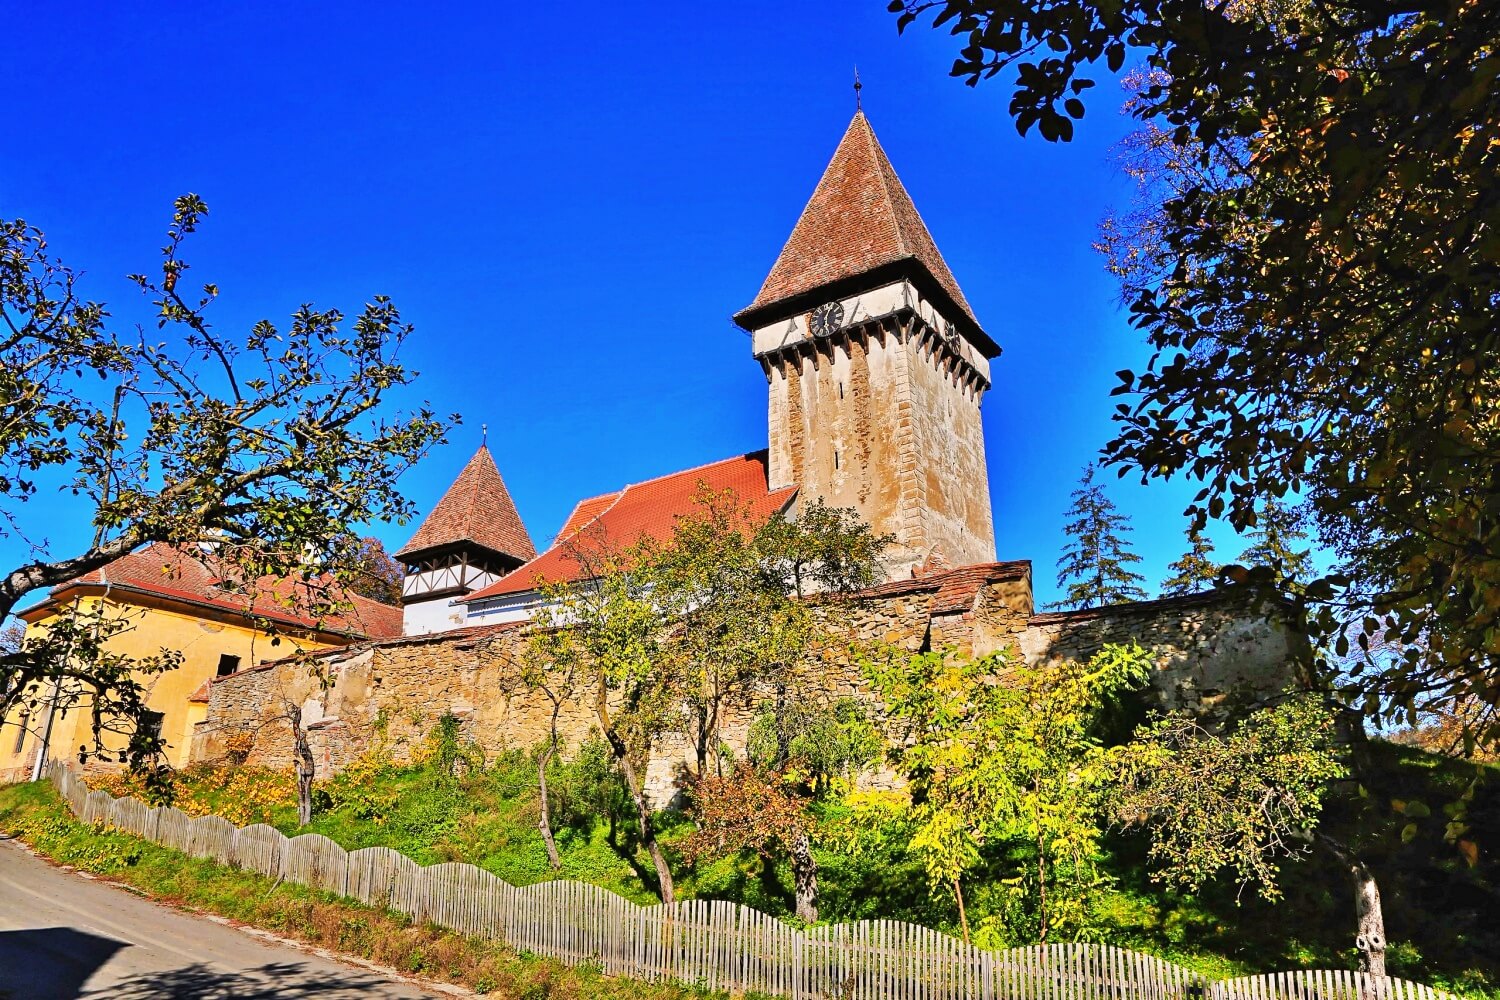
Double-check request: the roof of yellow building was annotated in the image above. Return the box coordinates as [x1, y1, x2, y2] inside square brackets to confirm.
[30, 542, 402, 640]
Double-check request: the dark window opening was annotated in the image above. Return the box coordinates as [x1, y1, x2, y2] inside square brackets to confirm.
[12, 712, 28, 754]
[141, 711, 165, 743]
[838, 381, 844, 399]
[216, 654, 242, 678]
[834, 450, 840, 470]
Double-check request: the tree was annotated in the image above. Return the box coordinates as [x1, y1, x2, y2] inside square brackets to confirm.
[336, 535, 404, 606]
[0, 198, 450, 767]
[681, 764, 822, 922]
[650, 488, 816, 782]
[1159, 521, 1219, 597]
[1236, 499, 1313, 593]
[1390, 705, 1500, 765]
[746, 696, 883, 800]
[529, 539, 680, 903]
[651, 491, 891, 780]
[1049, 464, 1146, 611]
[0, 623, 23, 657]
[526, 492, 888, 901]
[1113, 698, 1387, 972]
[6, 599, 181, 782]
[519, 625, 583, 871]
[860, 642, 1154, 944]
[285, 694, 317, 828]
[754, 499, 893, 599]
[892, 0, 1500, 753]
[687, 696, 883, 922]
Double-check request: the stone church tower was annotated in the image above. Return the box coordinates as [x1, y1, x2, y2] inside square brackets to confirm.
[734, 111, 998, 578]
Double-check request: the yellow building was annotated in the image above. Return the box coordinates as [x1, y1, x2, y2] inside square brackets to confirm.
[0, 543, 400, 776]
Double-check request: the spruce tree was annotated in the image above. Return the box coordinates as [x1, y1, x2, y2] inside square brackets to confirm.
[1160, 522, 1220, 597]
[1237, 498, 1313, 590]
[1048, 464, 1147, 610]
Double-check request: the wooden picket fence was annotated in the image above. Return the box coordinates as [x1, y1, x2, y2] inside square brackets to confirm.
[40, 763, 1455, 1000]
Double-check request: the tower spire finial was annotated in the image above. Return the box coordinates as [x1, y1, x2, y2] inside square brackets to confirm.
[853, 66, 863, 112]
[481, 423, 488, 447]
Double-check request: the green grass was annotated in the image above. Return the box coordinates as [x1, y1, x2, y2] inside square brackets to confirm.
[0, 780, 738, 999]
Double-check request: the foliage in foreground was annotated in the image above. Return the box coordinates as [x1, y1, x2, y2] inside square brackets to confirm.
[895, 0, 1500, 755]
[97, 728, 1495, 993]
[0, 780, 735, 1000]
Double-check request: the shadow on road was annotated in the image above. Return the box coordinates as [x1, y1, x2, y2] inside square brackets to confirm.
[81, 960, 427, 999]
[0, 927, 128, 1000]
[0, 929, 418, 1000]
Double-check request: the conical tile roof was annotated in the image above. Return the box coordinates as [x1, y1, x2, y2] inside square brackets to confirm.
[396, 447, 536, 564]
[734, 111, 991, 353]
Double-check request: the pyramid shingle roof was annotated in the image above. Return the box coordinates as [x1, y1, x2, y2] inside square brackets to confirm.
[734, 112, 994, 356]
[396, 447, 536, 564]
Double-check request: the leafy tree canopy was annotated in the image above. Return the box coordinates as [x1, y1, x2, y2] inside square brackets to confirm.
[335, 535, 405, 607]
[0, 197, 451, 766]
[858, 641, 1154, 944]
[894, 0, 1500, 751]
[1116, 696, 1346, 901]
[528, 491, 890, 905]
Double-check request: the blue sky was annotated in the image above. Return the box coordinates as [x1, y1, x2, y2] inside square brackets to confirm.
[2, 1, 1267, 608]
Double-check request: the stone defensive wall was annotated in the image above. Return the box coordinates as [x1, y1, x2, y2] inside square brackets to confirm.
[191, 561, 1308, 803]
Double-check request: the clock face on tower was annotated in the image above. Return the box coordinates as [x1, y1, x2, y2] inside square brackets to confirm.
[809, 301, 844, 338]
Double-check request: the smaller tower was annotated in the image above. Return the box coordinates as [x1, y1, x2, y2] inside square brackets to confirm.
[396, 446, 535, 635]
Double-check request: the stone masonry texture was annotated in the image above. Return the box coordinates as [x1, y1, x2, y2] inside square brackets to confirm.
[194, 566, 1306, 806]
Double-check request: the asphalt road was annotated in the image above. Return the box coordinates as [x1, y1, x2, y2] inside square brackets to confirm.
[0, 838, 443, 999]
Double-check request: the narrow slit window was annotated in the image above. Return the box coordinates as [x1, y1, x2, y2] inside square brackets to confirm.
[12, 712, 27, 754]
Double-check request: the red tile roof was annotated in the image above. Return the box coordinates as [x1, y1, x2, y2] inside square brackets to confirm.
[734, 112, 990, 353]
[32, 542, 403, 640]
[463, 451, 797, 603]
[396, 446, 535, 564]
[556, 492, 623, 540]
[843, 560, 1032, 615]
[238, 620, 532, 674]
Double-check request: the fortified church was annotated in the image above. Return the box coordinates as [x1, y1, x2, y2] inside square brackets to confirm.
[193, 112, 1305, 786]
[398, 110, 1002, 637]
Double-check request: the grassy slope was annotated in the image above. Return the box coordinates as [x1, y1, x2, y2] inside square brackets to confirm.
[79, 741, 1500, 997]
[0, 781, 729, 1000]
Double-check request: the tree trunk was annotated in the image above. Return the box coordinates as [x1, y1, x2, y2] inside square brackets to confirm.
[537, 740, 562, 871]
[790, 831, 819, 923]
[290, 704, 314, 827]
[1321, 833, 1387, 976]
[694, 711, 710, 781]
[953, 877, 971, 946]
[1036, 830, 1049, 944]
[618, 749, 674, 904]
[596, 682, 675, 904]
